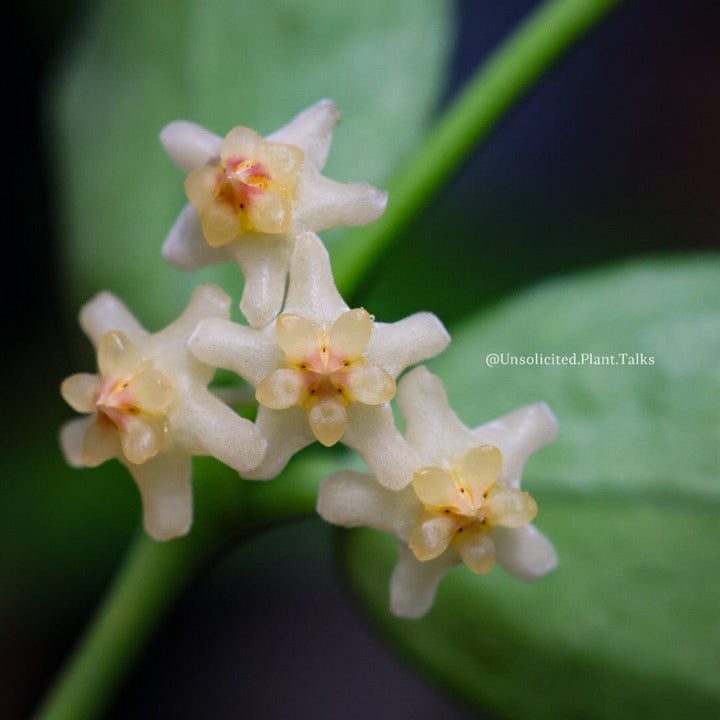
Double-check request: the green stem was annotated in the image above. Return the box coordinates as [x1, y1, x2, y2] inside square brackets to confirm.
[33, 453, 339, 720]
[333, 0, 626, 297]
[35, 1, 626, 717]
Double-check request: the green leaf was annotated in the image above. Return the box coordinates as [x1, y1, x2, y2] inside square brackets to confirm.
[48, 0, 453, 329]
[340, 256, 720, 719]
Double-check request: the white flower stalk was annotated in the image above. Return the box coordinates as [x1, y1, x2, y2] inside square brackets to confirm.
[161, 99, 388, 327]
[59, 285, 266, 541]
[317, 366, 558, 618]
[189, 232, 450, 489]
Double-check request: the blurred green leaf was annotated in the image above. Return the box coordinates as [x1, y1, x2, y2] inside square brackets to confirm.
[49, 0, 453, 329]
[341, 256, 720, 719]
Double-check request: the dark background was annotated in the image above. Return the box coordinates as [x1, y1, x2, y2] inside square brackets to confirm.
[5, 1, 719, 719]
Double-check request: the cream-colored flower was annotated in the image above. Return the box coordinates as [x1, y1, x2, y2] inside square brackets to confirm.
[189, 232, 450, 489]
[161, 99, 388, 327]
[317, 366, 558, 618]
[60, 286, 266, 541]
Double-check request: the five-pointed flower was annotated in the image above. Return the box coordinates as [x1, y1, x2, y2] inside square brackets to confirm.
[317, 365, 558, 618]
[189, 232, 450, 489]
[160, 99, 388, 327]
[59, 285, 266, 541]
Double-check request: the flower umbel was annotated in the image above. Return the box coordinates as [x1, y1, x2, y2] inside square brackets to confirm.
[60, 286, 266, 540]
[317, 366, 558, 618]
[161, 99, 388, 326]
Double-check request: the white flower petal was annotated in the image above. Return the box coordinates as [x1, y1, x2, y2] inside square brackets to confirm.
[317, 471, 419, 541]
[473, 402, 558, 484]
[294, 174, 388, 232]
[367, 313, 450, 379]
[390, 543, 458, 619]
[59, 416, 95, 468]
[243, 406, 315, 480]
[160, 120, 222, 173]
[189, 318, 280, 387]
[409, 512, 459, 561]
[80, 292, 148, 348]
[283, 232, 348, 324]
[232, 235, 293, 327]
[397, 366, 477, 466]
[493, 524, 558, 581]
[128, 452, 193, 541]
[162, 204, 236, 270]
[342, 404, 419, 491]
[174, 391, 266, 473]
[267, 99, 339, 170]
[154, 284, 231, 353]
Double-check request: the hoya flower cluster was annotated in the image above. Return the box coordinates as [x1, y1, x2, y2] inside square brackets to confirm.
[60, 100, 558, 616]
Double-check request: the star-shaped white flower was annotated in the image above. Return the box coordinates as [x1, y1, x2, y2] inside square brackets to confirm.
[188, 232, 450, 489]
[317, 365, 558, 618]
[161, 99, 388, 327]
[59, 285, 266, 541]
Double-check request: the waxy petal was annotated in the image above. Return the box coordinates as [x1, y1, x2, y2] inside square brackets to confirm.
[329, 308, 373, 360]
[398, 366, 477, 466]
[243, 406, 316, 480]
[184, 165, 220, 209]
[82, 417, 122, 468]
[493, 525, 558, 581]
[174, 390, 266, 474]
[368, 314, 450, 380]
[456, 445, 503, 500]
[131, 369, 174, 412]
[233, 235, 293, 328]
[199, 201, 240, 247]
[342, 404, 419, 491]
[410, 512, 460, 561]
[453, 525, 496, 575]
[275, 313, 321, 360]
[129, 452, 193, 541]
[121, 416, 164, 465]
[342, 364, 396, 405]
[267, 99, 338, 169]
[221, 126, 261, 162]
[97, 331, 143, 378]
[61, 373, 101, 413]
[473, 402, 558, 485]
[283, 232, 348, 323]
[262, 141, 304, 181]
[247, 190, 293, 234]
[412, 466, 458, 509]
[308, 398, 348, 447]
[256, 368, 308, 409]
[60, 416, 95, 468]
[485, 487, 538, 528]
[293, 175, 388, 232]
[189, 317, 281, 387]
[160, 120, 221, 173]
[80, 292, 148, 348]
[162, 204, 235, 270]
[390, 544, 458, 619]
[317, 471, 419, 541]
